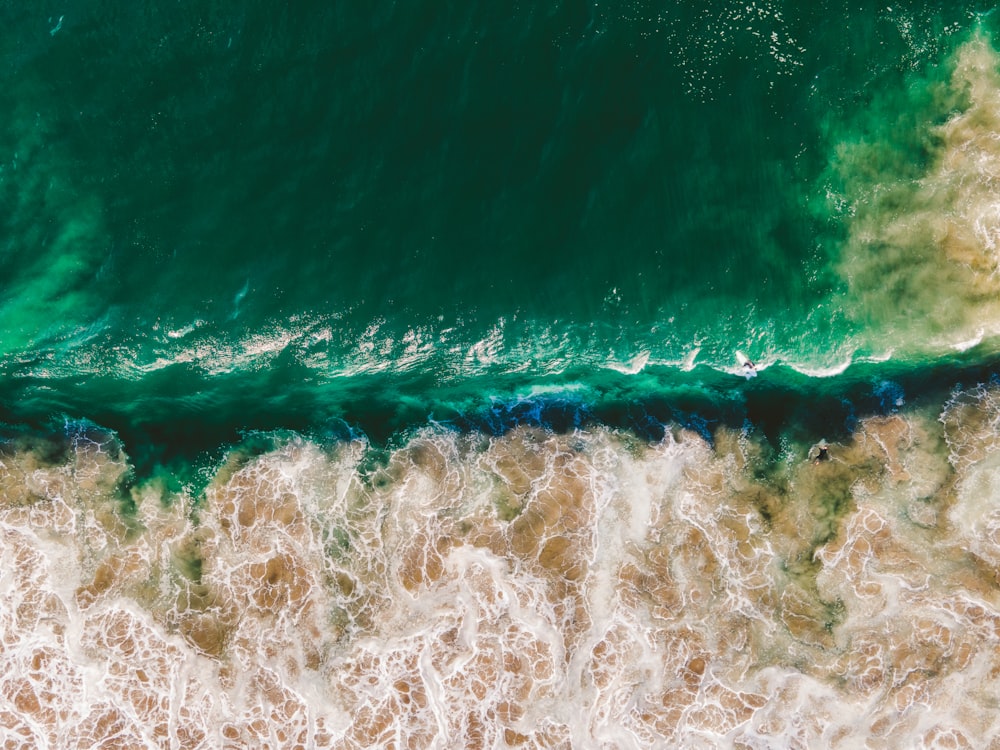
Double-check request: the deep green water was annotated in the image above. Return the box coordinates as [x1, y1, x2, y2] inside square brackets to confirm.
[1, 1, 999, 456]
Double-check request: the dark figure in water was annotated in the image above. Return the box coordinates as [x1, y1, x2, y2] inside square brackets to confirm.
[813, 443, 830, 464]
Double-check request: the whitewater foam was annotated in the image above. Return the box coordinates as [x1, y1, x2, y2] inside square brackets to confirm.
[3, 391, 1000, 746]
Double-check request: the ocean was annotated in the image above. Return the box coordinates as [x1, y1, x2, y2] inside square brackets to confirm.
[3, 1, 1000, 747]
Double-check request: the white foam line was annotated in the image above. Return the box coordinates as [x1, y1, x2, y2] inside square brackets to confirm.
[418, 648, 450, 749]
[789, 358, 854, 377]
[952, 328, 985, 351]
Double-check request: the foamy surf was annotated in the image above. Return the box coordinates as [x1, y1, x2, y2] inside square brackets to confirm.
[2, 388, 1000, 747]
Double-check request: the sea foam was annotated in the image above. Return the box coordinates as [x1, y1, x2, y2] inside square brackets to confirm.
[3, 390, 1000, 747]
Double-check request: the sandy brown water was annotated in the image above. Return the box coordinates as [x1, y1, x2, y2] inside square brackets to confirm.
[2, 386, 1000, 748]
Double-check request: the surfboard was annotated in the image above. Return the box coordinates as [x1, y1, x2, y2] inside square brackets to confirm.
[735, 350, 757, 378]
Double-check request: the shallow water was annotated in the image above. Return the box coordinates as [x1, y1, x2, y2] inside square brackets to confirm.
[3, 396, 1000, 747]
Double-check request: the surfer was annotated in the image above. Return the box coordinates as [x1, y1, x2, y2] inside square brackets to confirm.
[736, 351, 757, 378]
[812, 442, 830, 464]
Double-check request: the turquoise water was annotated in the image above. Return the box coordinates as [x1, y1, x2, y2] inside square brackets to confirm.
[2, 1, 998, 454]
